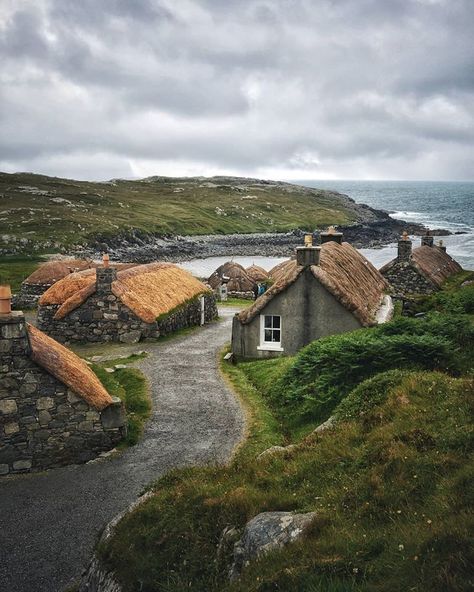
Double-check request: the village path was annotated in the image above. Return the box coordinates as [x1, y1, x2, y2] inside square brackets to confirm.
[0, 307, 245, 592]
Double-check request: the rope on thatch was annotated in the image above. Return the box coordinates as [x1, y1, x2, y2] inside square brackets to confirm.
[411, 246, 462, 287]
[238, 242, 388, 327]
[208, 261, 255, 293]
[246, 264, 269, 283]
[27, 324, 113, 410]
[40, 262, 211, 324]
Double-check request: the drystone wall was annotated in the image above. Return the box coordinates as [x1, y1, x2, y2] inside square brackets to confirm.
[38, 293, 218, 344]
[0, 313, 126, 476]
[382, 262, 436, 298]
[12, 282, 49, 309]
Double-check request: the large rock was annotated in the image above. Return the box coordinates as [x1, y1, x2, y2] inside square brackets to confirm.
[230, 511, 316, 579]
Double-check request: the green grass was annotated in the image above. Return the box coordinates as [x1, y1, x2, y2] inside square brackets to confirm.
[95, 283, 474, 592]
[92, 362, 151, 447]
[219, 297, 254, 308]
[0, 255, 45, 291]
[0, 172, 363, 254]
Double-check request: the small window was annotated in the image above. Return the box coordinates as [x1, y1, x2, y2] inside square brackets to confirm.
[258, 315, 283, 351]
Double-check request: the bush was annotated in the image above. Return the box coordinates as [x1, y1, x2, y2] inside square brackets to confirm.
[418, 282, 474, 315]
[269, 331, 457, 424]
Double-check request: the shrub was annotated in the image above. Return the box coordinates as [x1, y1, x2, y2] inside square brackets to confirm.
[269, 331, 457, 424]
[418, 282, 474, 315]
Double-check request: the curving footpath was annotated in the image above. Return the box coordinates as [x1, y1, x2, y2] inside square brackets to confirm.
[0, 308, 245, 592]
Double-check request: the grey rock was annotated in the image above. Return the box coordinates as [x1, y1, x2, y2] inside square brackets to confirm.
[119, 330, 142, 344]
[313, 416, 336, 434]
[257, 444, 297, 459]
[230, 511, 317, 579]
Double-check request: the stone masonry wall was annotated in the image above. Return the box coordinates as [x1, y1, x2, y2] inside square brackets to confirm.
[382, 261, 436, 298]
[12, 281, 50, 310]
[0, 312, 126, 476]
[38, 291, 218, 344]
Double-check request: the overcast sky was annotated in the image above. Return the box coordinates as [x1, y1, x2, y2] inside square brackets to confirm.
[1, 0, 473, 181]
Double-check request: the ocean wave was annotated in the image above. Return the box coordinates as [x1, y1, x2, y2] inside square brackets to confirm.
[389, 211, 473, 232]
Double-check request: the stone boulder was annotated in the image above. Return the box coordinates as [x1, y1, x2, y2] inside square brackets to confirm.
[230, 511, 316, 579]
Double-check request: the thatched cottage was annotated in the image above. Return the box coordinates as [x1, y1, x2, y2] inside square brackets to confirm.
[14, 259, 96, 308]
[380, 233, 462, 297]
[14, 258, 137, 309]
[37, 259, 218, 344]
[0, 287, 126, 475]
[232, 236, 392, 360]
[246, 264, 269, 284]
[208, 261, 255, 299]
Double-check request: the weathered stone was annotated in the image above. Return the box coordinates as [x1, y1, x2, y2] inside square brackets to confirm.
[4, 421, 20, 435]
[230, 512, 317, 579]
[0, 399, 18, 415]
[101, 399, 127, 430]
[38, 410, 52, 426]
[36, 397, 55, 410]
[12, 459, 32, 471]
[0, 464, 9, 475]
[119, 330, 142, 344]
[257, 444, 297, 460]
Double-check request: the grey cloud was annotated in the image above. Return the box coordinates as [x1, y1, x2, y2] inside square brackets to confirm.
[0, 0, 473, 180]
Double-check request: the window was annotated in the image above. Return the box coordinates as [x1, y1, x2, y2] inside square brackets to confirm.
[258, 315, 283, 351]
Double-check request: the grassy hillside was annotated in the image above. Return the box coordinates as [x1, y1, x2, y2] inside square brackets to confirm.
[96, 276, 473, 591]
[0, 172, 377, 254]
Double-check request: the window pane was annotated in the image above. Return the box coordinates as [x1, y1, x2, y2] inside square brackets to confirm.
[273, 316, 280, 328]
[264, 329, 273, 342]
[272, 330, 281, 342]
[264, 316, 272, 328]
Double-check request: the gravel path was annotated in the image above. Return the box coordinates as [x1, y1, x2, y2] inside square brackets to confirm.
[0, 308, 245, 592]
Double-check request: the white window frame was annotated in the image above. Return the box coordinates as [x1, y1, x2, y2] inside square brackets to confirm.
[257, 314, 284, 352]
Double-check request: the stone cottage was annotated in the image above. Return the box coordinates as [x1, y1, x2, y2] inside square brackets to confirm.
[380, 233, 463, 297]
[0, 287, 126, 476]
[13, 258, 137, 309]
[208, 261, 255, 299]
[232, 235, 392, 360]
[37, 259, 218, 344]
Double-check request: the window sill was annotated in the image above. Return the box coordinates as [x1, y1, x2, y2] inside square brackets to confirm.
[257, 345, 284, 352]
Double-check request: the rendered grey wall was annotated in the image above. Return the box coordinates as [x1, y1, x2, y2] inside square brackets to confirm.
[232, 269, 362, 360]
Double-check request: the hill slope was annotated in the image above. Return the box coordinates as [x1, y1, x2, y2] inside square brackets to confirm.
[0, 172, 384, 254]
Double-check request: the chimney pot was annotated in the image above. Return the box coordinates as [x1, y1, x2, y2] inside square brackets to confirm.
[0, 285, 12, 315]
[320, 226, 343, 245]
[103, 253, 110, 267]
[437, 239, 447, 253]
[304, 233, 313, 246]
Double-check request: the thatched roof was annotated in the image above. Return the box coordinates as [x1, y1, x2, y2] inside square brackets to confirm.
[246, 264, 269, 283]
[208, 261, 255, 293]
[39, 262, 211, 323]
[27, 324, 113, 410]
[24, 259, 95, 285]
[269, 258, 296, 283]
[380, 245, 462, 288]
[238, 241, 388, 327]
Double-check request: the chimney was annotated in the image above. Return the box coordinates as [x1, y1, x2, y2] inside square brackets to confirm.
[397, 232, 412, 262]
[320, 225, 343, 245]
[296, 245, 321, 267]
[437, 239, 447, 253]
[96, 254, 117, 295]
[0, 286, 30, 365]
[421, 231, 434, 248]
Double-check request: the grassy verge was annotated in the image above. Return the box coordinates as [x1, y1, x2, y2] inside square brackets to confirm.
[92, 359, 151, 447]
[95, 283, 474, 592]
[0, 255, 45, 291]
[218, 298, 254, 308]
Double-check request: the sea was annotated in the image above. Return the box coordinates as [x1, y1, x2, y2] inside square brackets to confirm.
[179, 180, 474, 276]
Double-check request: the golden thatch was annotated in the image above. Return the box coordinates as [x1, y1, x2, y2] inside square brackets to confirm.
[269, 258, 296, 283]
[39, 262, 211, 324]
[27, 324, 113, 410]
[208, 262, 255, 293]
[25, 259, 95, 285]
[380, 245, 462, 288]
[246, 264, 269, 283]
[238, 241, 388, 327]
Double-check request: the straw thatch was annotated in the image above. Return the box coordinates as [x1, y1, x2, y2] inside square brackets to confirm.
[208, 261, 255, 293]
[381, 245, 462, 288]
[39, 262, 211, 323]
[27, 323, 113, 410]
[246, 264, 269, 283]
[24, 259, 95, 285]
[238, 241, 388, 327]
[269, 258, 296, 283]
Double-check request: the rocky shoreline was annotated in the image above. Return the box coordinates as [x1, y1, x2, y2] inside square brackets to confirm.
[72, 217, 448, 264]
